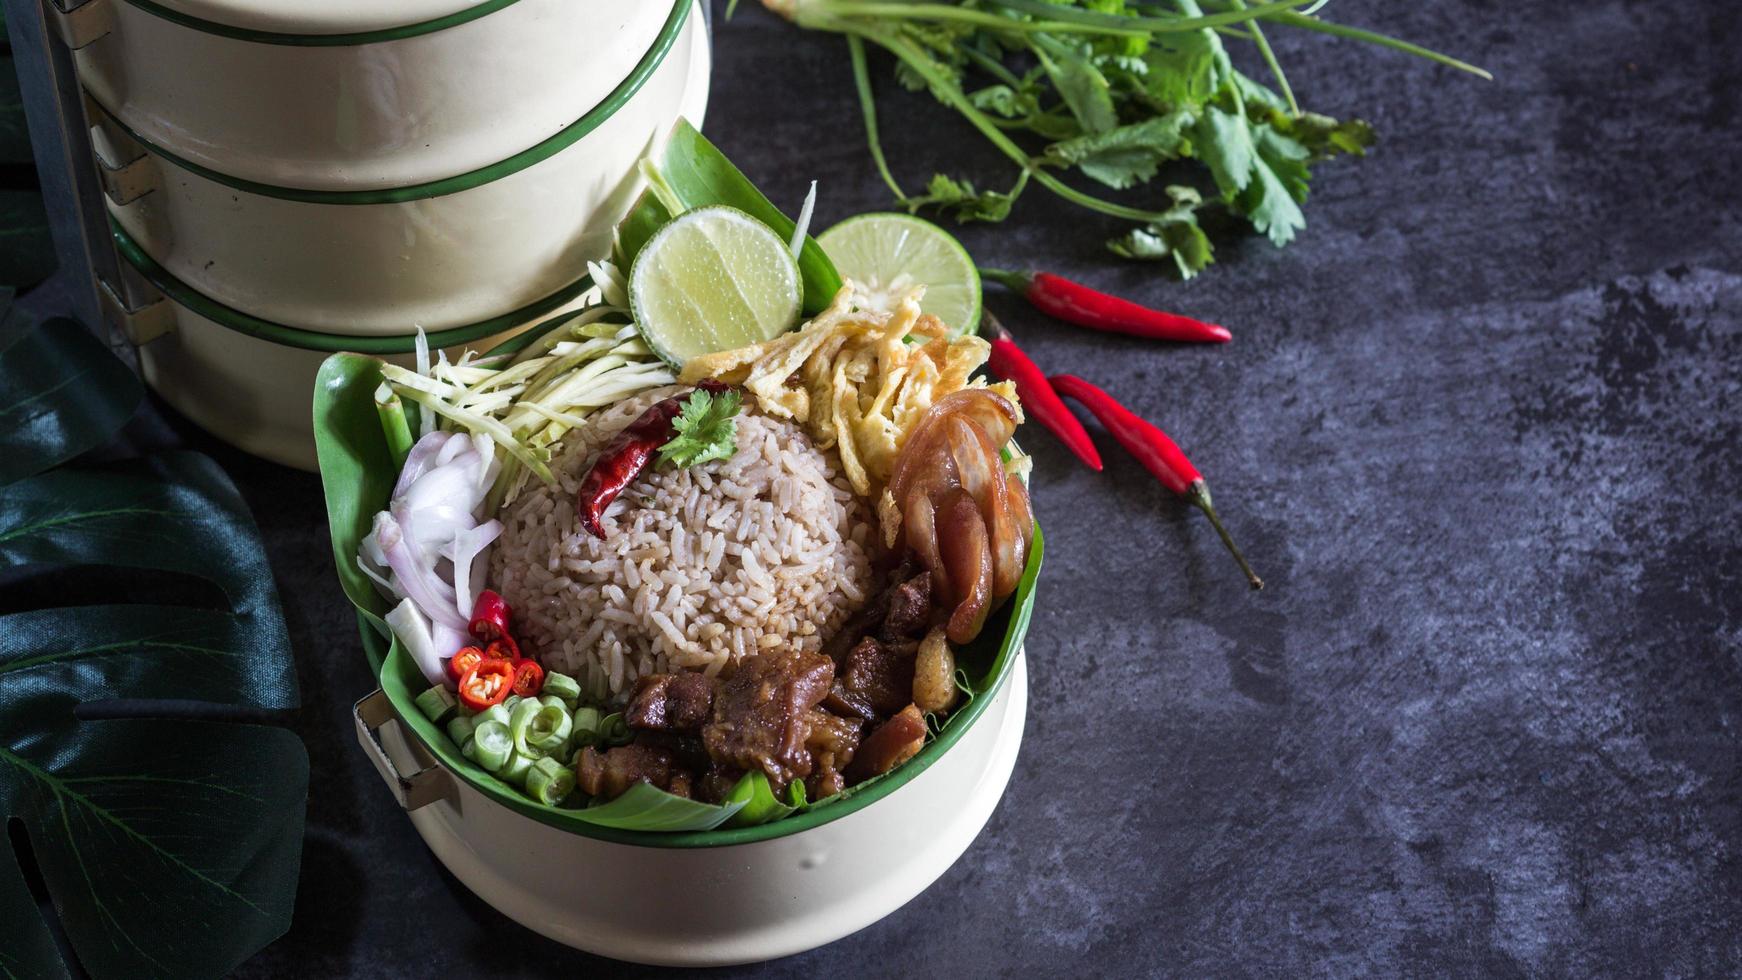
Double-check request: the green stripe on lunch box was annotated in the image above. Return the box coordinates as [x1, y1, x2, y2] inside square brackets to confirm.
[90, 0, 692, 204]
[111, 220, 593, 354]
[121, 0, 524, 46]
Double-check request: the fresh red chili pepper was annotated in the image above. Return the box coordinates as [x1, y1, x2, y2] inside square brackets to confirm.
[484, 638, 521, 664]
[447, 646, 486, 684]
[1049, 374, 1263, 590]
[982, 269, 1231, 344]
[457, 658, 516, 712]
[979, 314, 1102, 471]
[511, 660, 545, 698]
[468, 590, 521, 660]
[574, 380, 730, 538]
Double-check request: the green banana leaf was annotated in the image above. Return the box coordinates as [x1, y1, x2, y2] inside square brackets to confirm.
[313, 308, 1041, 844]
[0, 306, 306, 979]
[618, 119, 844, 315]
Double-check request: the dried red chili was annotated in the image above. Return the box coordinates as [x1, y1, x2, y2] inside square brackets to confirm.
[574, 380, 730, 538]
[980, 314, 1102, 472]
[982, 269, 1231, 344]
[1049, 374, 1263, 590]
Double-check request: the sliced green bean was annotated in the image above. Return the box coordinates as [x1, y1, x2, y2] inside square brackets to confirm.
[526, 756, 576, 806]
[500, 750, 535, 787]
[415, 685, 458, 725]
[447, 715, 477, 749]
[543, 672, 582, 707]
[471, 720, 513, 772]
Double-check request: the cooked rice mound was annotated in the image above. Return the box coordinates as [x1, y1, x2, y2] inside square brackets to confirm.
[490, 387, 877, 703]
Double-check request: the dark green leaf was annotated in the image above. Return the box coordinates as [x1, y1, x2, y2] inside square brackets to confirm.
[612, 188, 673, 272]
[622, 120, 843, 315]
[723, 770, 795, 828]
[901, 172, 1028, 224]
[1032, 33, 1118, 135]
[0, 187, 56, 290]
[0, 450, 305, 980]
[0, 303, 141, 485]
[1190, 104, 1255, 196]
[1043, 110, 1194, 189]
[1106, 184, 1215, 278]
[1280, 111, 1376, 159]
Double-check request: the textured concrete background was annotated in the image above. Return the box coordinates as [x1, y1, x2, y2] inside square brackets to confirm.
[33, 0, 1739, 974]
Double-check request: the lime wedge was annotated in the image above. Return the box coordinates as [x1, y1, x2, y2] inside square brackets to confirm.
[817, 212, 981, 335]
[630, 206, 802, 368]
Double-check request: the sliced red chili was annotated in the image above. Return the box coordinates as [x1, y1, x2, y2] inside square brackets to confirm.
[484, 637, 521, 663]
[510, 660, 545, 698]
[469, 590, 513, 645]
[457, 658, 515, 712]
[447, 646, 486, 684]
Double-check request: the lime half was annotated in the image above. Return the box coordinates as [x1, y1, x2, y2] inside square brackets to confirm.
[817, 212, 981, 335]
[630, 205, 802, 368]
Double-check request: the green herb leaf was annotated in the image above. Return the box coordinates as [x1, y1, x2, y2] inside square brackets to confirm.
[659, 387, 741, 469]
[1032, 33, 1118, 135]
[1106, 184, 1214, 278]
[1043, 111, 1195, 190]
[902, 172, 1029, 224]
[0, 323, 305, 979]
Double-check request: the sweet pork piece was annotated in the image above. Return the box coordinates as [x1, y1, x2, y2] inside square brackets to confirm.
[702, 650, 835, 788]
[803, 708, 862, 800]
[625, 671, 714, 734]
[834, 637, 917, 717]
[878, 571, 933, 641]
[576, 744, 690, 800]
[844, 705, 928, 784]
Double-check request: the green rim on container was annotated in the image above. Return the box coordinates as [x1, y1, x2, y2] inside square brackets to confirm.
[122, 0, 525, 47]
[111, 220, 592, 353]
[330, 311, 1042, 849]
[90, 0, 693, 204]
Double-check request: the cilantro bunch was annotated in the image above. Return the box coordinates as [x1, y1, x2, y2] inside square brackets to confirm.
[765, 0, 1487, 278]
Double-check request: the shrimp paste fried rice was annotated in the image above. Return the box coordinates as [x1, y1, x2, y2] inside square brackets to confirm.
[491, 387, 877, 703]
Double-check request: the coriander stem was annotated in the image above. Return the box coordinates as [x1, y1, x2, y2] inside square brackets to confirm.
[848, 35, 907, 200]
[986, 0, 1320, 34]
[958, 41, 1022, 88]
[806, 1, 1148, 37]
[1271, 11, 1493, 79]
[1230, 0, 1299, 115]
[876, 31, 1190, 224]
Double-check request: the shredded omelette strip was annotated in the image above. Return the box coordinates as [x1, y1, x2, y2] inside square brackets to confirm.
[680, 284, 1022, 497]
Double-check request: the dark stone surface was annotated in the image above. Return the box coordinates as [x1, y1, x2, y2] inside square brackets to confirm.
[22, 0, 1742, 974]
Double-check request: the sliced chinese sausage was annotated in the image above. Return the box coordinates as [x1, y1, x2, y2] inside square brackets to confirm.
[946, 414, 1025, 599]
[936, 487, 992, 644]
[903, 491, 948, 601]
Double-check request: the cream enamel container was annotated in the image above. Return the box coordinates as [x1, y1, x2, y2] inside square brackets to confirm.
[360, 655, 1029, 966]
[91, 0, 710, 333]
[74, 0, 677, 191]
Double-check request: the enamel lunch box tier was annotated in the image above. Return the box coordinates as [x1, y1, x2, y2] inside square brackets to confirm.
[72, 0, 678, 191]
[359, 654, 1030, 966]
[83, 0, 709, 334]
[106, 226, 576, 472]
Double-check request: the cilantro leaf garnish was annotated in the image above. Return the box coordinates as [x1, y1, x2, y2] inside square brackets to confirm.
[770, 0, 1486, 278]
[659, 388, 742, 469]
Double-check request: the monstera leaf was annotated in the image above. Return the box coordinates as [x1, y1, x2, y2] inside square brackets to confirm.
[0, 305, 307, 979]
